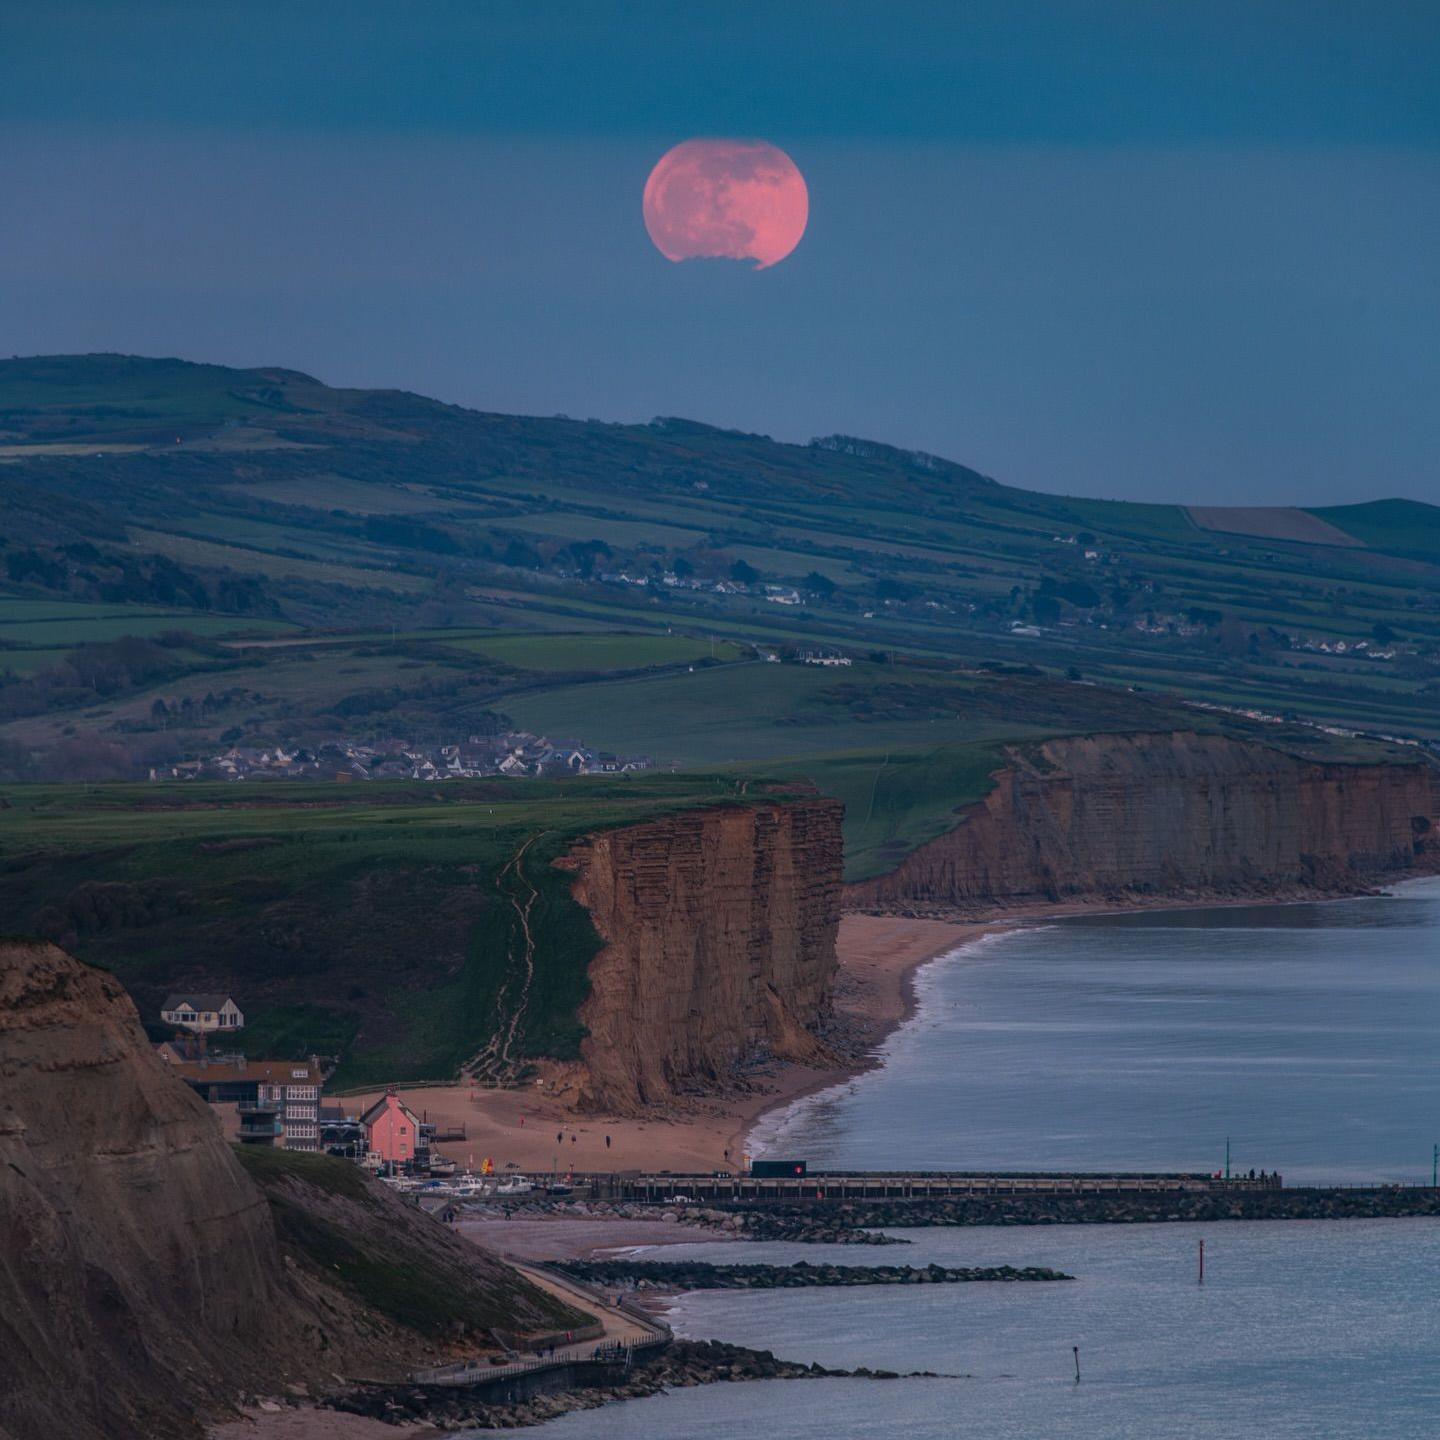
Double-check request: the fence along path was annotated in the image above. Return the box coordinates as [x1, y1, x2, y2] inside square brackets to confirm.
[410, 1260, 669, 1387]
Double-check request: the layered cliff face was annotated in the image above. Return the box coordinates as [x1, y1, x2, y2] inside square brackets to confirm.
[0, 941, 580, 1440]
[846, 732, 1440, 911]
[558, 799, 844, 1111]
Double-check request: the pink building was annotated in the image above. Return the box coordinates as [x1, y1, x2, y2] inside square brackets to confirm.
[360, 1090, 420, 1166]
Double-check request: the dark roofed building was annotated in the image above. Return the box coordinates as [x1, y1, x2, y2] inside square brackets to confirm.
[163, 1054, 323, 1151]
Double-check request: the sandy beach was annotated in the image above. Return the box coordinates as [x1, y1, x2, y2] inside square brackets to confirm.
[337, 913, 986, 1178]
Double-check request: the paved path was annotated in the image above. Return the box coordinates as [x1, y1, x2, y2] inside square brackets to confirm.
[511, 1261, 660, 1354]
[410, 1261, 668, 1386]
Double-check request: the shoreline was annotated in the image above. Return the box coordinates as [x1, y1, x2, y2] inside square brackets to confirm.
[739, 877, 1435, 1158]
[340, 879, 1430, 1179]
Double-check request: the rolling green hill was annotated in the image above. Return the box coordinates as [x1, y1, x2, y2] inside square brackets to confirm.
[1307, 499, 1440, 565]
[0, 354, 1434, 760]
[1, 354, 1434, 763]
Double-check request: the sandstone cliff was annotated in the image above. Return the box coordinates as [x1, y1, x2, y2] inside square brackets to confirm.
[557, 799, 844, 1110]
[0, 941, 579, 1440]
[846, 732, 1440, 911]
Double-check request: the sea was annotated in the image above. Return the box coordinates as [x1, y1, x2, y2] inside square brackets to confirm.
[492, 877, 1440, 1439]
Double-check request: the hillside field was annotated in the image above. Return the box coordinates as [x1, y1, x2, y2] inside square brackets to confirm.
[1, 354, 1435, 760]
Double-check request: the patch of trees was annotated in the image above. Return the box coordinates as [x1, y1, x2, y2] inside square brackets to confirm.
[362, 514, 461, 554]
[0, 635, 218, 721]
[140, 687, 255, 730]
[2, 542, 273, 615]
[1038, 576, 1102, 609]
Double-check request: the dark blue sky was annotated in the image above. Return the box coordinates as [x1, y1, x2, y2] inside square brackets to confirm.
[3, 2, 1437, 504]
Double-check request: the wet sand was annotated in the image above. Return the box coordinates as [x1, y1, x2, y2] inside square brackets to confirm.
[456, 1214, 736, 1262]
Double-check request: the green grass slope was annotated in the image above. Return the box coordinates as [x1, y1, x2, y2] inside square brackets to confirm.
[1308, 498, 1440, 565]
[236, 1147, 587, 1338]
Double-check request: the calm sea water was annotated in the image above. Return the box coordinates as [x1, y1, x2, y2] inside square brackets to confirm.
[495, 1220, 1440, 1439]
[487, 879, 1440, 1438]
[757, 876, 1440, 1184]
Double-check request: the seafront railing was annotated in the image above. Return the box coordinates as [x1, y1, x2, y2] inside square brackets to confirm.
[410, 1338, 664, 1387]
[408, 1261, 670, 1387]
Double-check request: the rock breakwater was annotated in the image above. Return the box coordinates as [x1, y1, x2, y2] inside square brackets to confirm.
[328, 1339, 941, 1431]
[559, 1259, 1072, 1289]
[735, 1187, 1440, 1233]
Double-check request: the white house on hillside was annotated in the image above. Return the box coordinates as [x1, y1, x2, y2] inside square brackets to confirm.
[160, 992, 245, 1033]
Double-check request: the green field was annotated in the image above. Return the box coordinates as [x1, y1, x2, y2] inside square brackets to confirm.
[0, 612, 292, 645]
[448, 631, 747, 672]
[500, 659, 1199, 768]
[0, 647, 73, 674]
[761, 742, 1008, 881]
[1308, 498, 1440, 561]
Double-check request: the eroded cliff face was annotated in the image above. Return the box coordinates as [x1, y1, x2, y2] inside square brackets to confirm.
[558, 799, 844, 1111]
[0, 940, 293, 1440]
[847, 732, 1440, 911]
[0, 941, 577, 1440]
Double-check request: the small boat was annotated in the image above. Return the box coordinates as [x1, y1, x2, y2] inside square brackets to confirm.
[493, 1178, 534, 1196]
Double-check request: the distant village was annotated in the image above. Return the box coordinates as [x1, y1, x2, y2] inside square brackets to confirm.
[150, 731, 656, 782]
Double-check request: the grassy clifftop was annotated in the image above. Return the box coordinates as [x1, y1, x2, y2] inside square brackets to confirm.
[0, 775, 782, 1085]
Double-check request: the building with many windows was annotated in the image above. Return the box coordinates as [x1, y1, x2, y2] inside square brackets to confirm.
[162, 1053, 324, 1151]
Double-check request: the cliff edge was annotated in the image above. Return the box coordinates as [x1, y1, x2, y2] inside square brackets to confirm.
[557, 799, 844, 1110]
[846, 731, 1440, 911]
[0, 940, 581, 1440]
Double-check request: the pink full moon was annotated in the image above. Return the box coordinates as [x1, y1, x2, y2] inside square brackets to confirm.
[642, 139, 808, 270]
